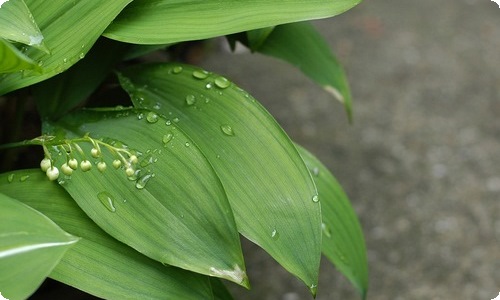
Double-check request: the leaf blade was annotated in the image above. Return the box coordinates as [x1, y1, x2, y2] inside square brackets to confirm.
[119, 63, 322, 293]
[0, 170, 215, 300]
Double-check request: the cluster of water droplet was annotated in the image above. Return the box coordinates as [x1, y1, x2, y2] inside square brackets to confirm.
[38, 135, 138, 182]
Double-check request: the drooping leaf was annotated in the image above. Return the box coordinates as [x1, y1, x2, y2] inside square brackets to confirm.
[33, 38, 132, 120]
[210, 278, 234, 300]
[297, 145, 368, 298]
[253, 22, 353, 121]
[0, 38, 41, 73]
[0, 191, 78, 300]
[0, 0, 47, 52]
[0, 170, 214, 299]
[104, 0, 362, 44]
[118, 63, 322, 294]
[0, 0, 132, 95]
[47, 108, 247, 286]
[245, 27, 275, 51]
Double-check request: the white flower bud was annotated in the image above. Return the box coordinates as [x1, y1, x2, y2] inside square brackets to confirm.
[68, 158, 78, 170]
[112, 159, 122, 169]
[125, 167, 135, 177]
[46, 166, 59, 181]
[61, 163, 73, 176]
[40, 158, 51, 172]
[80, 160, 92, 172]
[90, 148, 100, 158]
[129, 155, 138, 164]
[97, 161, 107, 172]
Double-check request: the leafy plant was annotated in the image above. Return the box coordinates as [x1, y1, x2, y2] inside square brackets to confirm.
[0, 0, 367, 299]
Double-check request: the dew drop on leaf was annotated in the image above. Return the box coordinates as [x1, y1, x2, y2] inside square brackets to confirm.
[192, 69, 209, 79]
[162, 132, 173, 145]
[136, 173, 154, 189]
[20, 175, 30, 182]
[172, 65, 183, 74]
[97, 191, 116, 213]
[7, 174, 15, 183]
[220, 124, 235, 136]
[271, 228, 280, 240]
[321, 223, 332, 238]
[137, 113, 144, 120]
[214, 76, 230, 89]
[312, 195, 319, 203]
[146, 112, 159, 123]
[185, 94, 196, 106]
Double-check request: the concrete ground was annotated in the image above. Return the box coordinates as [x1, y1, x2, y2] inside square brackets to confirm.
[201, 1, 500, 299]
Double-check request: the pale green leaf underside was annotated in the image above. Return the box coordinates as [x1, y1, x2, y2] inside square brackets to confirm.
[0, 0, 131, 95]
[0, 191, 78, 300]
[0, 0, 47, 51]
[119, 63, 322, 293]
[0, 170, 214, 300]
[50, 108, 247, 286]
[104, 0, 362, 44]
[255, 22, 353, 121]
[297, 145, 368, 297]
[0, 38, 40, 73]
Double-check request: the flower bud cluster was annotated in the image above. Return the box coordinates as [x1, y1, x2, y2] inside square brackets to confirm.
[39, 135, 138, 181]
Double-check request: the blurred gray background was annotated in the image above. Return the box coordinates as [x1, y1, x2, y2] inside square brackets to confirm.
[201, 0, 500, 299]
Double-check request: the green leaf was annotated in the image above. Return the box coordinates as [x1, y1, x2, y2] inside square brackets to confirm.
[210, 278, 234, 300]
[33, 38, 132, 120]
[297, 145, 368, 298]
[48, 108, 247, 286]
[118, 63, 322, 294]
[104, 0, 362, 44]
[0, 0, 47, 52]
[0, 191, 78, 300]
[0, 170, 214, 299]
[246, 27, 275, 51]
[0, 38, 41, 73]
[254, 22, 353, 121]
[0, 0, 132, 95]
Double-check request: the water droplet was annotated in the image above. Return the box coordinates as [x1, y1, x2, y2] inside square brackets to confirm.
[220, 124, 235, 136]
[185, 94, 196, 106]
[192, 69, 209, 79]
[312, 167, 320, 177]
[20, 175, 30, 182]
[63, 58, 68, 63]
[153, 102, 161, 110]
[312, 195, 319, 203]
[162, 132, 173, 145]
[137, 113, 144, 120]
[140, 153, 154, 167]
[185, 142, 190, 147]
[79, 52, 85, 59]
[172, 65, 183, 74]
[136, 173, 154, 189]
[205, 82, 213, 89]
[128, 169, 141, 181]
[214, 76, 230, 89]
[97, 191, 116, 212]
[271, 228, 280, 240]
[7, 174, 15, 183]
[165, 120, 172, 126]
[146, 112, 159, 123]
[37, 60, 43, 67]
[173, 117, 179, 123]
[322, 223, 332, 238]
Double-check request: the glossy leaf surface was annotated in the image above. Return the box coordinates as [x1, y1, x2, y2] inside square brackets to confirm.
[48, 108, 247, 286]
[0, 170, 214, 299]
[297, 145, 368, 297]
[119, 63, 322, 293]
[255, 22, 353, 121]
[0, 0, 131, 95]
[0, 191, 78, 300]
[104, 0, 362, 44]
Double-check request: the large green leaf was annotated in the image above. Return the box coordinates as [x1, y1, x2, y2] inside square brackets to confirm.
[0, 38, 41, 73]
[104, 0, 362, 44]
[0, 0, 131, 95]
[118, 63, 322, 294]
[0, 191, 78, 300]
[297, 145, 368, 298]
[252, 22, 353, 121]
[47, 108, 247, 286]
[0, 170, 214, 299]
[0, 0, 47, 51]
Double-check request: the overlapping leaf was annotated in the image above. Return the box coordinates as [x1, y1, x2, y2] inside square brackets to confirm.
[118, 63, 322, 294]
[0, 0, 131, 95]
[48, 108, 247, 286]
[250, 22, 353, 121]
[0, 38, 40, 73]
[104, 0, 362, 44]
[0, 170, 214, 299]
[0, 0, 47, 51]
[297, 145, 368, 298]
[0, 191, 78, 300]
